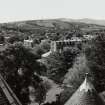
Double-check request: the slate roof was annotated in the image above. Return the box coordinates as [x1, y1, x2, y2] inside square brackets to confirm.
[0, 74, 22, 105]
[0, 87, 10, 105]
[65, 74, 105, 105]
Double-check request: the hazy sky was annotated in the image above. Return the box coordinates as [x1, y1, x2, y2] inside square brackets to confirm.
[0, 0, 105, 23]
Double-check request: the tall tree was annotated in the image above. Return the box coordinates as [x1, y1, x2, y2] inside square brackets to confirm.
[0, 35, 4, 44]
[85, 34, 105, 92]
[60, 54, 93, 104]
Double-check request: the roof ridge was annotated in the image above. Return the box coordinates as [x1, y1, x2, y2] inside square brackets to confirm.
[79, 74, 95, 92]
[64, 73, 105, 105]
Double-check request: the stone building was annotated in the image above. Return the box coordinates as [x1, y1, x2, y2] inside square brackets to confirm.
[42, 39, 82, 57]
[50, 39, 82, 53]
[24, 36, 33, 48]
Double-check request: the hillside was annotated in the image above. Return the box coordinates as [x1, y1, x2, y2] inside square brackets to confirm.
[1, 19, 105, 32]
[59, 18, 105, 26]
[0, 19, 105, 41]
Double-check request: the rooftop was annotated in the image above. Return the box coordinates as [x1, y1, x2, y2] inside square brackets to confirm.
[65, 73, 105, 105]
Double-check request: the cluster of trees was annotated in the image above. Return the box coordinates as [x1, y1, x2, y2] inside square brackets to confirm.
[7, 35, 24, 44]
[0, 42, 48, 105]
[60, 54, 93, 104]
[85, 33, 105, 92]
[0, 35, 5, 44]
[42, 45, 81, 83]
[59, 32, 105, 104]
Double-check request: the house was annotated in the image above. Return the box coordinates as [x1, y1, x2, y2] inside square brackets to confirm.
[24, 37, 33, 47]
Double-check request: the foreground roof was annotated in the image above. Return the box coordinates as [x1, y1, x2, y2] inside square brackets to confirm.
[0, 74, 22, 105]
[65, 74, 105, 105]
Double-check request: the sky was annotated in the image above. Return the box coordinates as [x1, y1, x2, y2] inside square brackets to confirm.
[0, 0, 105, 23]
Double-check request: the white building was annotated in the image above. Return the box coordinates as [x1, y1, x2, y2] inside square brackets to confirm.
[83, 35, 95, 40]
[24, 37, 33, 47]
[70, 37, 82, 42]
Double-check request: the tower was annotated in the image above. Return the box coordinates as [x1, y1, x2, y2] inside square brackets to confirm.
[50, 41, 57, 52]
[64, 73, 105, 105]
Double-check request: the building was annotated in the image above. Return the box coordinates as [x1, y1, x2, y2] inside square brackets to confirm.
[64, 73, 105, 105]
[70, 37, 82, 42]
[24, 37, 33, 48]
[50, 41, 57, 52]
[41, 39, 82, 57]
[4, 36, 10, 43]
[83, 35, 95, 40]
[50, 39, 82, 53]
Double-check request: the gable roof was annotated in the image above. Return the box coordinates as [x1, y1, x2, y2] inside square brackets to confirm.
[65, 74, 105, 105]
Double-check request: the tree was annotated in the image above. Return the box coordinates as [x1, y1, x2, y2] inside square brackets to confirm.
[7, 35, 23, 44]
[0, 35, 4, 44]
[40, 40, 50, 52]
[44, 52, 67, 82]
[43, 47, 79, 83]
[32, 45, 45, 58]
[60, 54, 93, 104]
[85, 34, 105, 92]
[0, 42, 46, 105]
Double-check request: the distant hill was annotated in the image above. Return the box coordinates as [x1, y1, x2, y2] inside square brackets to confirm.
[59, 18, 105, 26]
[1, 19, 105, 31]
[0, 19, 105, 39]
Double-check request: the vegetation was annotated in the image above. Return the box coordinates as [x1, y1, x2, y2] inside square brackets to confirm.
[43, 46, 80, 83]
[60, 54, 93, 104]
[85, 34, 105, 92]
[0, 19, 105, 105]
[0, 35, 4, 44]
[0, 42, 47, 105]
